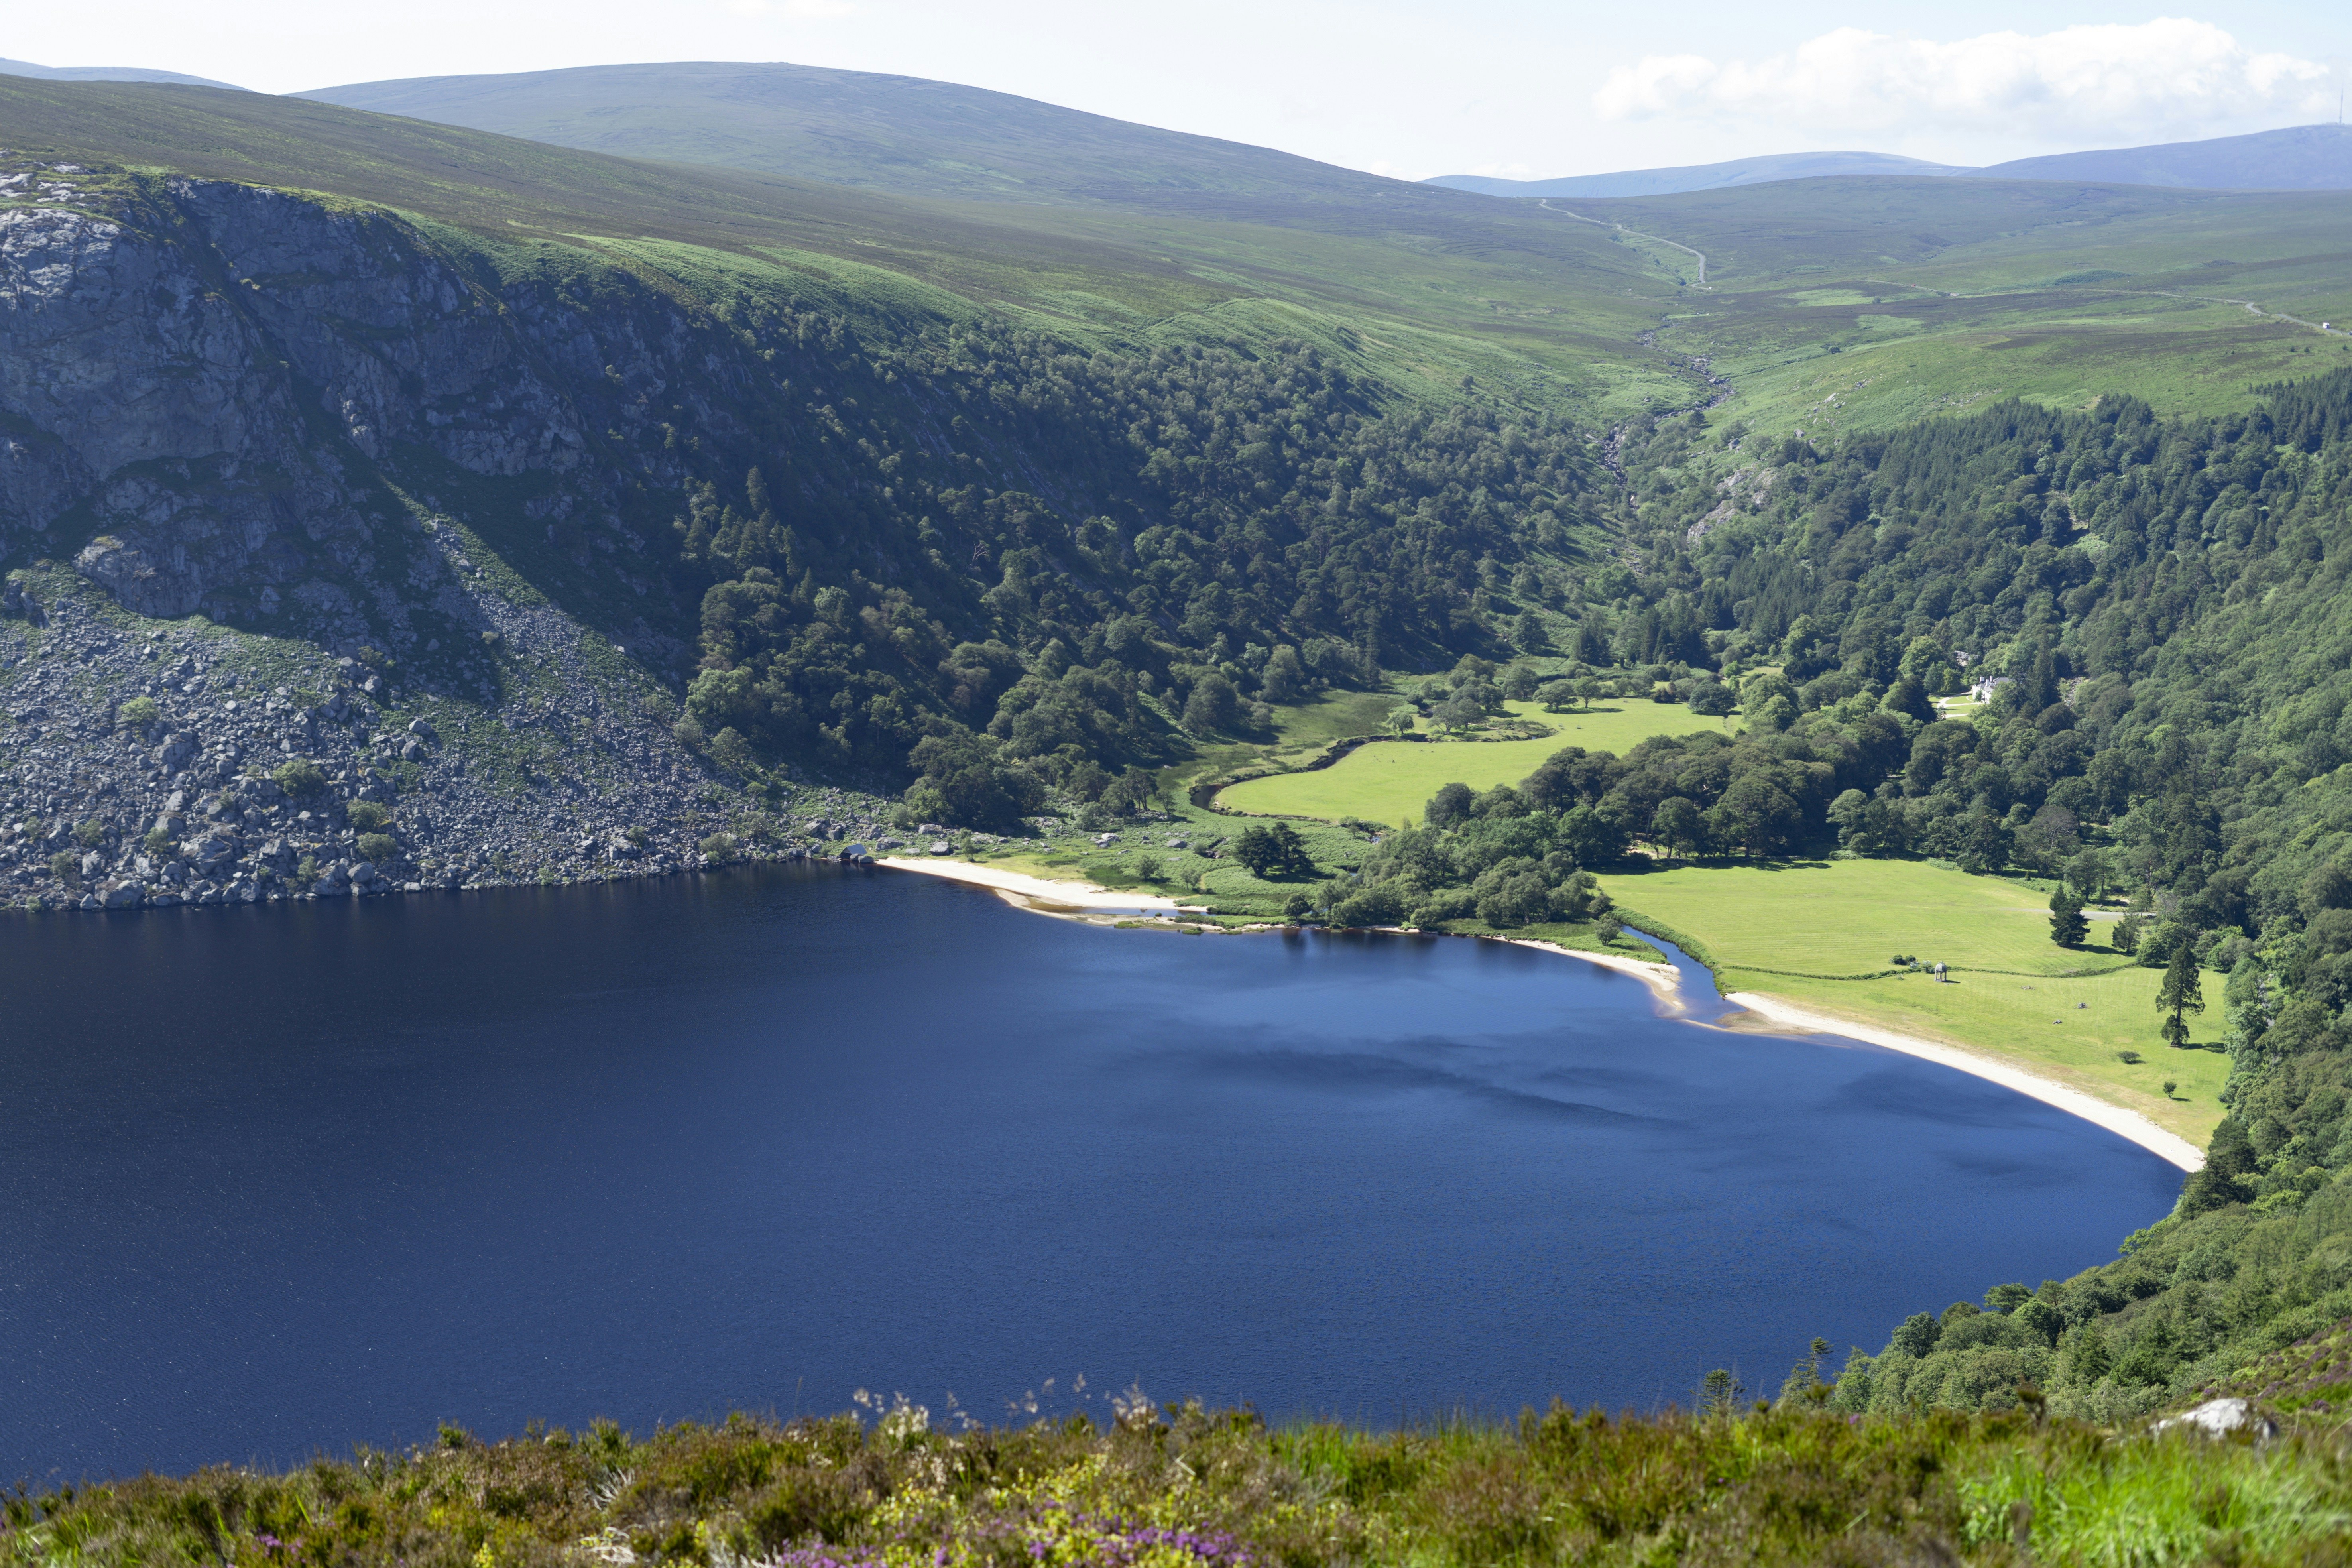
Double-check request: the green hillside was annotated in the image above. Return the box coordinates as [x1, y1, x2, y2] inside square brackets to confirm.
[0, 78, 1244, 311]
[0, 77, 1695, 414]
[1239, 370, 2352, 1425]
[1564, 176, 2352, 432]
[293, 64, 2352, 435]
[0, 88, 1652, 805]
[44, 71, 2352, 433]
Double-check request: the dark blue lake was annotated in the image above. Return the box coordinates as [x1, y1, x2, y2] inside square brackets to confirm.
[1, 863, 2181, 1481]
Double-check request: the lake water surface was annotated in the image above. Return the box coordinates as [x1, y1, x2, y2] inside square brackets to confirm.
[2, 864, 2181, 1480]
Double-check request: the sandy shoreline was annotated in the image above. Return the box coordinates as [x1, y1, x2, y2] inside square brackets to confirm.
[1723, 990, 2205, 1172]
[1500, 938, 1685, 1006]
[875, 856, 1204, 913]
[878, 857, 2202, 1170]
[1480, 933, 2201, 1173]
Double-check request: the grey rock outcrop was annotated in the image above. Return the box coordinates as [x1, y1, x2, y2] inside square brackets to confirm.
[0, 158, 744, 639]
[0, 155, 914, 912]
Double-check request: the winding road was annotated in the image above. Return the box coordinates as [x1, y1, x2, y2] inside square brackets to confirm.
[1537, 199, 1711, 287]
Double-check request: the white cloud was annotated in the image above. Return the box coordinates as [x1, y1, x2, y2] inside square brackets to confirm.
[1593, 18, 2335, 144]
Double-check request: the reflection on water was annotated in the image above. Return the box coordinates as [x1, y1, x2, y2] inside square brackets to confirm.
[0, 864, 2181, 1479]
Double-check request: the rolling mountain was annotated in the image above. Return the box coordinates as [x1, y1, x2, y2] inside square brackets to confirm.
[1434, 124, 2352, 201]
[1975, 121, 2352, 191]
[0, 55, 242, 89]
[299, 60, 1407, 213]
[1428, 151, 1965, 199]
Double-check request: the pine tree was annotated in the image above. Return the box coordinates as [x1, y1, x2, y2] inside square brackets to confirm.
[2157, 943, 2206, 1050]
[2048, 885, 2088, 948]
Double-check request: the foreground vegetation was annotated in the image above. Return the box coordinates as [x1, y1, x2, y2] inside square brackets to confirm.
[20, 1389, 2352, 1568]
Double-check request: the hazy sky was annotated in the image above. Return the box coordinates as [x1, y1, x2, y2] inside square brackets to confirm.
[10, 0, 2351, 178]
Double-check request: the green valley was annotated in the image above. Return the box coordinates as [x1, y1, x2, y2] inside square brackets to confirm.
[1564, 177, 2352, 433]
[19, 51, 2352, 1479]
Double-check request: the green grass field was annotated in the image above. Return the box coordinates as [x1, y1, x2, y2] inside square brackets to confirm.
[1217, 701, 1735, 825]
[1268, 687, 1411, 748]
[1601, 857, 2226, 1143]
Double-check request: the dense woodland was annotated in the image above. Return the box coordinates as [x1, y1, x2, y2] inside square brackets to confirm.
[648, 305, 1602, 805]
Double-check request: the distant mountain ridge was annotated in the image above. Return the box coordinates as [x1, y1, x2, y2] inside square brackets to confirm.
[1430, 151, 1967, 198]
[1434, 123, 2352, 198]
[298, 60, 1416, 213]
[0, 56, 241, 90]
[1978, 122, 2352, 188]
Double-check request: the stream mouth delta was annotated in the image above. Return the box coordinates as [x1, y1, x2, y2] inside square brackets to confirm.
[2, 862, 2180, 1479]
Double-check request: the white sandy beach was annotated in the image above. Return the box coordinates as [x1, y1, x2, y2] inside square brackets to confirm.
[1500, 938, 1685, 1005]
[875, 856, 1204, 913]
[1723, 990, 2205, 1172]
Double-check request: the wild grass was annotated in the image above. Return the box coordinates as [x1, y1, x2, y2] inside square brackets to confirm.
[1723, 302, 2332, 443]
[1959, 1434, 2352, 1564]
[12, 1401, 2352, 1568]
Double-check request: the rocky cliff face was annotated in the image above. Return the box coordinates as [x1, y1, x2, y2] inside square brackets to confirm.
[0, 154, 872, 909]
[1, 160, 732, 627]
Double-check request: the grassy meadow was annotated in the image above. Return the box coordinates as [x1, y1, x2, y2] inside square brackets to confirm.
[1603, 858, 2227, 1143]
[1217, 701, 1733, 826]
